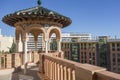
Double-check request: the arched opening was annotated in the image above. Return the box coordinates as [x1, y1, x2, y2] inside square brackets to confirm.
[47, 27, 61, 52]
[50, 33, 57, 51]
[27, 27, 46, 52]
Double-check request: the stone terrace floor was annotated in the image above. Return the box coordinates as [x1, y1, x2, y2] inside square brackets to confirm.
[0, 63, 41, 80]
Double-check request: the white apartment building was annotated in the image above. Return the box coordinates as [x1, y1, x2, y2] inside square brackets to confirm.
[27, 33, 91, 51]
[0, 29, 14, 52]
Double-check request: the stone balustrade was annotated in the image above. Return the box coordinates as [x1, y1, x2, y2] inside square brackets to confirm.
[0, 51, 39, 71]
[38, 54, 120, 80]
[1, 52, 120, 80]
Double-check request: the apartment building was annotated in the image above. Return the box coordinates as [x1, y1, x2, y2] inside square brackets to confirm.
[0, 29, 13, 52]
[60, 36, 120, 74]
[108, 39, 120, 73]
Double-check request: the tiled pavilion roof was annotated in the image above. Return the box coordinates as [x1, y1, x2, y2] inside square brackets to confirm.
[2, 6, 72, 28]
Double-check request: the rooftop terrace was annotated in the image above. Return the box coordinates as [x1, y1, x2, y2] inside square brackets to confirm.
[0, 51, 120, 80]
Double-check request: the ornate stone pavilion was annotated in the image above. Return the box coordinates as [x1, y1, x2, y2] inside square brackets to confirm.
[2, 1, 71, 74]
[1, 1, 120, 80]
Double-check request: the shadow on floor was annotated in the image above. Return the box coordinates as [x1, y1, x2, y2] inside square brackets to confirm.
[12, 63, 41, 80]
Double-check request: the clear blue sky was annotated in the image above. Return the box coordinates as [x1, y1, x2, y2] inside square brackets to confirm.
[0, 0, 120, 38]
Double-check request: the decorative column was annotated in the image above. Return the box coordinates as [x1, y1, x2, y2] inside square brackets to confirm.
[35, 41, 38, 51]
[57, 39, 61, 52]
[45, 40, 48, 54]
[23, 39, 28, 74]
[34, 35, 38, 51]
[22, 33, 28, 74]
[48, 40, 51, 51]
[29, 51, 32, 62]
[22, 40, 25, 53]
[16, 40, 19, 52]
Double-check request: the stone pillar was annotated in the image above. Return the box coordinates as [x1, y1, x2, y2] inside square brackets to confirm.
[45, 41, 48, 54]
[48, 40, 50, 51]
[72, 70, 75, 80]
[23, 39, 28, 74]
[60, 65, 63, 80]
[22, 40, 25, 53]
[57, 39, 61, 52]
[57, 64, 60, 80]
[68, 68, 71, 80]
[52, 62, 55, 80]
[50, 61, 53, 79]
[42, 37, 45, 51]
[22, 32, 28, 74]
[46, 60, 49, 77]
[64, 66, 67, 80]
[16, 40, 19, 52]
[34, 35, 38, 51]
[29, 51, 32, 62]
[54, 63, 57, 80]
[6, 54, 12, 68]
[35, 41, 38, 51]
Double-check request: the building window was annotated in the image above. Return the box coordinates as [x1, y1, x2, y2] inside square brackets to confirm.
[117, 43, 120, 51]
[84, 52, 86, 59]
[68, 44, 70, 48]
[81, 43, 83, 49]
[63, 44, 65, 48]
[113, 67, 116, 71]
[89, 53, 91, 58]
[93, 61, 95, 65]
[112, 53, 116, 65]
[117, 53, 120, 62]
[81, 60, 84, 63]
[84, 43, 86, 50]
[81, 52, 83, 59]
[112, 43, 115, 51]
[89, 43, 91, 48]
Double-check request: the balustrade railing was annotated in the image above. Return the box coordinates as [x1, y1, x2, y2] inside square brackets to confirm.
[1, 51, 120, 80]
[0, 51, 39, 70]
[39, 53, 120, 80]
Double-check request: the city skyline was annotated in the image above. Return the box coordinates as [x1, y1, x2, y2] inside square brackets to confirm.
[0, 0, 120, 38]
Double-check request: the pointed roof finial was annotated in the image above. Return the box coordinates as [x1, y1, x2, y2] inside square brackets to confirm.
[37, 0, 41, 6]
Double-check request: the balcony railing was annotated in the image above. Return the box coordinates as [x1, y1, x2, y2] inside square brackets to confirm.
[0, 52, 120, 80]
[38, 53, 120, 80]
[0, 51, 39, 71]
